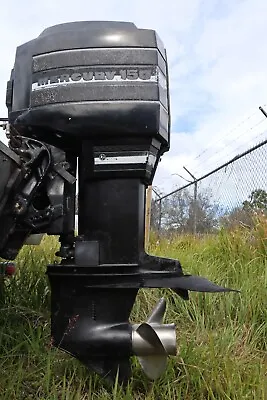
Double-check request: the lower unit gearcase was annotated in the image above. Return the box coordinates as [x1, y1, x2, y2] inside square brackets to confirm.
[47, 178, 234, 383]
[0, 20, 237, 384]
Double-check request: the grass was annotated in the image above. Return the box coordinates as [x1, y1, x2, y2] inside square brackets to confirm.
[0, 223, 266, 399]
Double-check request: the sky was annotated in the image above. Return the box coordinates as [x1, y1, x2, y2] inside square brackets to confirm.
[0, 0, 267, 195]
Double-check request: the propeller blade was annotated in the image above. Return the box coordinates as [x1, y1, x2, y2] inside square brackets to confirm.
[133, 298, 177, 380]
[135, 322, 168, 379]
[146, 297, 166, 324]
[138, 355, 167, 380]
[136, 322, 166, 354]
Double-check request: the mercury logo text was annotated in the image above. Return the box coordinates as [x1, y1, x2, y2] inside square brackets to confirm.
[32, 69, 157, 90]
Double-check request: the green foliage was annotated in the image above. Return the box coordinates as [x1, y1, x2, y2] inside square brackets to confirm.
[220, 189, 267, 230]
[0, 231, 266, 399]
[243, 189, 267, 212]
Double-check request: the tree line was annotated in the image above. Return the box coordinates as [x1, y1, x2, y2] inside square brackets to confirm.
[151, 188, 267, 234]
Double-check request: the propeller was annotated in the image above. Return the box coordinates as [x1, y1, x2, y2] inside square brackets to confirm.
[132, 298, 176, 379]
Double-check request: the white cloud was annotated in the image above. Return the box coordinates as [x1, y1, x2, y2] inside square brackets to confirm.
[154, 0, 267, 193]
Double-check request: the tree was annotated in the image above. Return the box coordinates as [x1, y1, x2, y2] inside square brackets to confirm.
[220, 189, 267, 230]
[243, 189, 267, 213]
[186, 190, 221, 233]
[150, 188, 164, 231]
[220, 206, 254, 230]
[154, 187, 220, 234]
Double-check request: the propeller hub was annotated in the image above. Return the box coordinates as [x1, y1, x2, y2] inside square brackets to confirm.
[132, 323, 176, 356]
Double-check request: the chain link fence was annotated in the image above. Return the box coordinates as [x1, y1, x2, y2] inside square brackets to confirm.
[152, 139, 267, 235]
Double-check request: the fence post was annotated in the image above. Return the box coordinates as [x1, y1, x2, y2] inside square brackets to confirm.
[152, 187, 162, 234]
[158, 198, 162, 233]
[145, 185, 152, 249]
[193, 181, 198, 235]
[183, 167, 198, 235]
